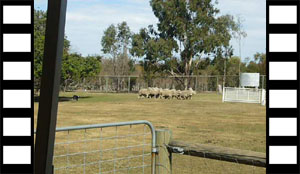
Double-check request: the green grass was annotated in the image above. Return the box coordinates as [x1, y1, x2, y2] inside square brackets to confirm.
[34, 92, 266, 174]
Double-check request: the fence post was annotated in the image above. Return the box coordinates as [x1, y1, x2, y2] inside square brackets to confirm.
[128, 76, 130, 93]
[216, 76, 219, 93]
[155, 129, 172, 174]
[195, 76, 198, 91]
[262, 75, 265, 89]
[105, 77, 108, 92]
[117, 77, 120, 92]
[222, 87, 225, 102]
[99, 76, 102, 91]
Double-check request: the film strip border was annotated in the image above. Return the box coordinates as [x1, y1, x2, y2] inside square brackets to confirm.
[267, 0, 300, 173]
[0, 0, 34, 173]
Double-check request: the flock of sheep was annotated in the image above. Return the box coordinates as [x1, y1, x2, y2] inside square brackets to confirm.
[138, 87, 196, 100]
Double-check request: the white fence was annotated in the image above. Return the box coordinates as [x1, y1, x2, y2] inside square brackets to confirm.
[222, 87, 266, 105]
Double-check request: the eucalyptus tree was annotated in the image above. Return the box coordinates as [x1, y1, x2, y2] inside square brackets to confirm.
[150, 0, 238, 88]
[234, 15, 247, 86]
[131, 26, 176, 86]
[101, 21, 132, 76]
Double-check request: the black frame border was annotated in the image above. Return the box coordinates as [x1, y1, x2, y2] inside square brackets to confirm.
[267, 0, 300, 173]
[0, 0, 34, 173]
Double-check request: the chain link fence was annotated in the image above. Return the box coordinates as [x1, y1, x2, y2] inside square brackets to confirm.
[64, 75, 266, 93]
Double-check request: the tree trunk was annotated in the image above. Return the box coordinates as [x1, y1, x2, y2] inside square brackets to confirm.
[113, 52, 117, 76]
[64, 79, 68, 92]
[184, 77, 188, 90]
[184, 59, 188, 90]
[223, 58, 227, 87]
[184, 55, 193, 89]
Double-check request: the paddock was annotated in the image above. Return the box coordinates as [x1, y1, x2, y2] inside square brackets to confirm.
[34, 92, 266, 174]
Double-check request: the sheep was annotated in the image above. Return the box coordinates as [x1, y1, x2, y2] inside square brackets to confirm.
[139, 87, 196, 100]
[187, 88, 196, 99]
[138, 88, 150, 98]
[149, 87, 160, 99]
[179, 90, 188, 100]
[170, 89, 178, 99]
[161, 89, 172, 99]
[158, 88, 163, 98]
[159, 89, 165, 99]
[179, 88, 196, 100]
[147, 87, 154, 98]
[175, 90, 182, 99]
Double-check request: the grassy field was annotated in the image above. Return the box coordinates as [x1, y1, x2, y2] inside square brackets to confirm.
[34, 92, 266, 174]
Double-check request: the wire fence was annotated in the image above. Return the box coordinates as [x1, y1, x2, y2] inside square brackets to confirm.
[35, 121, 156, 174]
[63, 75, 266, 93]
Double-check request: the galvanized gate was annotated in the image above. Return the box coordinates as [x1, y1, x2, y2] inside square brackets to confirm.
[36, 120, 156, 174]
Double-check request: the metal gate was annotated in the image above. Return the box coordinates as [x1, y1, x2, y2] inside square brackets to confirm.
[222, 87, 265, 105]
[36, 120, 157, 174]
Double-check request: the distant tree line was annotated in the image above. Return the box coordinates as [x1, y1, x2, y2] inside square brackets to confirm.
[34, 0, 265, 92]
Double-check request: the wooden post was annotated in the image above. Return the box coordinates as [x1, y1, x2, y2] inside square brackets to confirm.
[222, 87, 225, 102]
[105, 77, 108, 92]
[262, 75, 265, 89]
[155, 129, 172, 174]
[99, 76, 101, 91]
[195, 76, 198, 91]
[117, 77, 120, 92]
[128, 76, 130, 93]
[216, 76, 219, 93]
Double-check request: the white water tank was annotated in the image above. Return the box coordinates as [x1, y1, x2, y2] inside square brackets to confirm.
[240, 73, 260, 88]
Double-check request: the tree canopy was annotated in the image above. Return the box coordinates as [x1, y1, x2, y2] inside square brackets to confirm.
[101, 22, 133, 76]
[149, 0, 239, 88]
[34, 9, 101, 92]
[131, 26, 175, 86]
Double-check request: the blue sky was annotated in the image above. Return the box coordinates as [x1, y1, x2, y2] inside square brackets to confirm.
[35, 0, 266, 61]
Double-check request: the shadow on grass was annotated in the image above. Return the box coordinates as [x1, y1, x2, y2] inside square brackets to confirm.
[34, 96, 92, 102]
